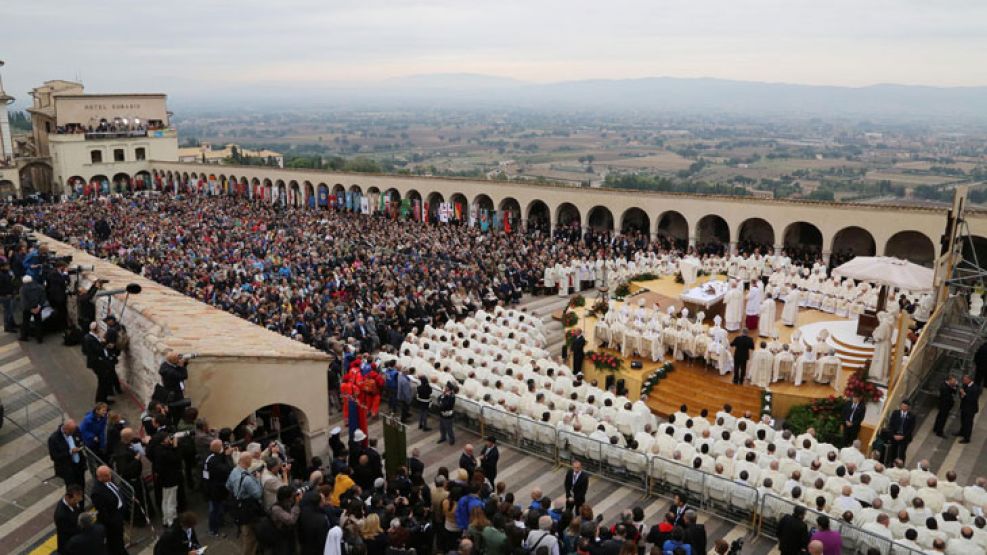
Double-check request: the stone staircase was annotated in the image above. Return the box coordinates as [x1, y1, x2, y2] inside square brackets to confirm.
[0, 335, 69, 554]
[645, 362, 763, 419]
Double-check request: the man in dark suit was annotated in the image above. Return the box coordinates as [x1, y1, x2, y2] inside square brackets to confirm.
[681, 510, 706, 555]
[408, 447, 425, 478]
[153, 511, 201, 555]
[776, 506, 810, 555]
[571, 329, 587, 376]
[671, 494, 689, 526]
[459, 444, 477, 476]
[887, 400, 917, 464]
[479, 436, 500, 484]
[82, 324, 114, 404]
[44, 262, 70, 331]
[730, 328, 756, 384]
[841, 395, 866, 446]
[974, 341, 987, 386]
[54, 484, 85, 553]
[65, 512, 107, 555]
[933, 376, 959, 437]
[90, 465, 129, 555]
[48, 419, 87, 490]
[957, 374, 982, 444]
[564, 460, 589, 509]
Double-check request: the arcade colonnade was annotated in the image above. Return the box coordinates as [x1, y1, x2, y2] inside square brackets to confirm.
[131, 162, 987, 267]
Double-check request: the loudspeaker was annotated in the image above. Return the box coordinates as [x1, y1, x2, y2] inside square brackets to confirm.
[630, 361, 643, 369]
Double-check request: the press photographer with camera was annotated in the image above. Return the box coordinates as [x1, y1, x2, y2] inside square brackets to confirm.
[18, 274, 47, 343]
[44, 259, 70, 331]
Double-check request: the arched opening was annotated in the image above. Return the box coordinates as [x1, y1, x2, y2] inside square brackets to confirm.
[332, 184, 345, 196]
[275, 180, 287, 205]
[233, 403, 312, 464]
[620, 207, 650, 237]
[961, 235, 987, 268]
[405, 189, 422, 220]
[449, 193, 468, 225]
[134, 170, 152, 191]
[426, 192, 445, 223]
[304, 181, 315, 208]
[831, 226, 876, 267]
[317, 183, 330, 208]
[112, 172, 132, 193]
[696, 214, 730, 252]
[224, 175, 235, 195]
[286, 180, 298, 206]
[526, 200, 550, 234]
[587, 205, 614, 233]
[655, 210, 689, 250]
[66, 175, 86, 195]
[783, 221, 824, 263]
[0, 180, 16, 199]
[18, 161, 53, 196]
[349, 184, 362, 195]
[90, 174, 110, 195]
[555, 203, 582, 237]
[885, 231, 935, 267]
[737, 218, 775, 255]
[499, 197, 521, 233]
[263, 179, 274, 202]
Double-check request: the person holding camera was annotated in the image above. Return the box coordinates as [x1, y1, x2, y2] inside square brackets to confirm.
[83, 322, 117, 404]
[153, 432, 185, 527]
[112, 427, 151, 526]
[0, 257, 17, 332]
[203, 439, 234, 537]
[44, 260, 70, 331]
[18, 274, 47, 343]
[227, 452, 264, 555]
[160, 351, 190, 402]
[267, 485, 303, 555]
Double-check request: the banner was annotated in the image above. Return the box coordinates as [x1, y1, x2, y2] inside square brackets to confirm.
[469, 206, 477, 227]
[454, 202, 463, 223]
[318, 187, 329, 207]
[504, 210, 512, 233]
[360, 196, 370, 214]
[400, 198, 410, 219]
[379, 192, 385, 214]
[480, 209, 489, 232]
[438, 202, 451, 223]
[422, 201, 429, 223]
[493, 210, 502, 231]
[412, 200, 421, 222]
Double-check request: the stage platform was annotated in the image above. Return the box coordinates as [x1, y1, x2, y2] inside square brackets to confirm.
[798, 319, 874, 371]
[555, 275, 860, 422]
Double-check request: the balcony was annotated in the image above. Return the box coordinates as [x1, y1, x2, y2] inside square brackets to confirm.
[50, 127, 176, 142]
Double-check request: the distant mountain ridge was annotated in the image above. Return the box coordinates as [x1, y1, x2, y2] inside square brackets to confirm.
[177, 74, 987, 121]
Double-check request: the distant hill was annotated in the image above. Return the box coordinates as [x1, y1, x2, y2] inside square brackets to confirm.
[176, 74, 987, 121]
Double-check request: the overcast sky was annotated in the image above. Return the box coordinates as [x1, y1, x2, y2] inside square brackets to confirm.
[4, 0, 987, 103]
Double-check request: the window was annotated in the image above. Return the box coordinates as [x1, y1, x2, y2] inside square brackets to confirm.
[45, 121, 52, 133]
[114, 149, 125, 162]
[90, 150, 102, 164]
[135, 147, 146, 161]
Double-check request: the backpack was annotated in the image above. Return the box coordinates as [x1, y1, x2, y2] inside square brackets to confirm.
[253, 513, 280, 547]
[231, 473, 266, 525]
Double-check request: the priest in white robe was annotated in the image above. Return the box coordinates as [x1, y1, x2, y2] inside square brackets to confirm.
[868, 311, 893, 382]
[724, 280, 744, 332]
[758, 292, 776, 337]
[745, 282, 763, 331]
[750, 342, 775, 388]
[781, 287, 801, 327]
[773, 344, 795, 382]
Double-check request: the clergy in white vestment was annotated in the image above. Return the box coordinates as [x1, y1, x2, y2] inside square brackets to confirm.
[868, 311, 893, 382]
[758, 293, 776, 337]
[724, 281, 744, 332]
[781, 287, 801, 326]
[772, 345, 795, 383]
[749, 342, 775, 388]
[745, 282, 763, 331]
[793, 346, 816, 386]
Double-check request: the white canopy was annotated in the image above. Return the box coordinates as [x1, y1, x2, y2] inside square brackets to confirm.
[832, 256, 934, 293]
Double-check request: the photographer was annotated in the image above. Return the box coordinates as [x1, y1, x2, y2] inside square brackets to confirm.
[0, 257, 17, 332]
[203, 439, 234, 537]
[112, 427, 152, 526]
[152, 432, 185, 527]
[18, 275, 47, 343]
[43, 260, 70, 331]
[267, 485, 302, 555]
[159, 351, 190, 404]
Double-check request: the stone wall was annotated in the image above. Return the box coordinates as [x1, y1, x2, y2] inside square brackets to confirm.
[38, 234, 331, 451]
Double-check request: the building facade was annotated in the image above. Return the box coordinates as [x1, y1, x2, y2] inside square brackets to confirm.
[28, 80, 178, 195]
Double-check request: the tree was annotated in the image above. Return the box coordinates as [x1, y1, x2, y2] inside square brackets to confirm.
[230, 145, 241, 163]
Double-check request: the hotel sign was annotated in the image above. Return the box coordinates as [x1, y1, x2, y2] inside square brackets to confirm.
[83, 103, 142, 111]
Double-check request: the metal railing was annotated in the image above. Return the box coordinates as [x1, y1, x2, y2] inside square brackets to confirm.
[0, 368, 64, 442]
[758, 493, 926, 555]
[82, 445, 158, 548]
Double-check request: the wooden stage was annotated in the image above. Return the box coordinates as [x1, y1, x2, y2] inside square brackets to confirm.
[560, 276, 858, 423]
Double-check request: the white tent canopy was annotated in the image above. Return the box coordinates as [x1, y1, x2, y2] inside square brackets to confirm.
[832, 256, 935, 293]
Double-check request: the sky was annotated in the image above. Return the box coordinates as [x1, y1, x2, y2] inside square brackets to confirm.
[3, 0, 987, 103]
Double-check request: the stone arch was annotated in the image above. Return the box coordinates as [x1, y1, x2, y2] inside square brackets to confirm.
[18, 160, 53, 196]
[90, 174, 109, 194]
[831, 226, 876, 259]
[885, 231, 935, 267]
[304, 181, 315, 208]
[264, 178, 274, 201]
[782, 221, 823, 256]
[275, 179, 287, 205]
[112, 172, 132, 193]
[239, 177, 249, 197]
[472, 194, 493, 212]
[288, 180, 301, 207]
[499, 197, 521, 232]
[406, 189, 422, 203]
[737, 218, 775, 252]
[620, 207, 650, 236]
[426, 192, 445, 222]
[696, 214, 729, 246]
[556, 202, 581, 229]
[0, 180, 16, 198]
[587, 205, 614, 232]
[349, 184, 362, 194]
[66, 175, 86, 194]
[134, 170, 152, 191]
[526, 199, 550, 233]
[317, 183, 330, 208]
[385, 188, 401, 203]
[225, 175, 236, 195]
[655, 210, 689, 249]
[332, 183, 345, 195]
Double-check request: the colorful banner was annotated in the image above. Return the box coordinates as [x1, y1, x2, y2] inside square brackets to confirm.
[412, 200, 421, 222]
[400, 198, 410, 219]
[454, 202, 463, 223]
[360, 196, 370, 214]
[422, 201, 429, 223]
[318, 187, 329, 207]
[480, 209, 489, 232]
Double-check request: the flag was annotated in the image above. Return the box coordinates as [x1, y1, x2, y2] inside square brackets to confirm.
[360, 196, 370, 214]
[422, 201, 429, 223]
[455, 202, 463, 222]
[504, 211, 512, 233]
[412, 200, 421, 221]
[480, 209, 489, 232]
[400, 199, 410, 219]
[379, 192, 385, 213]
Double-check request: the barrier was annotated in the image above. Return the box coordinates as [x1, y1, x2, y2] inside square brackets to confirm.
[0, 368, 64, 441]
[82, 446, 155, 545]
[758, 493, 926, 555]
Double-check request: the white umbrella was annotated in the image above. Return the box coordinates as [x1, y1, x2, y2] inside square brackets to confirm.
[832, 256, 934, 293]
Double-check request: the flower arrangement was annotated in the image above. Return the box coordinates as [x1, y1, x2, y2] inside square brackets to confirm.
[588, 297, 609, 318]
[640, 362, 673, 396]
[587, 351, 622, 372]
[786, 395, 849, 445]
[564, 328, 580, 348]
[843, 370, 884, 403]
[562, 311, 579, 328]
[629, 272, 659, 282]
[614, 282, 631, 300]
[571, 295, 586, 308]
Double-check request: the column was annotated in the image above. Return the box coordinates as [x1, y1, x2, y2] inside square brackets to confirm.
[730, 241, 738, 256]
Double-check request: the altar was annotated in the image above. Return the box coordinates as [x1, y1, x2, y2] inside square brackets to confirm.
[679, 279, 729, 322]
